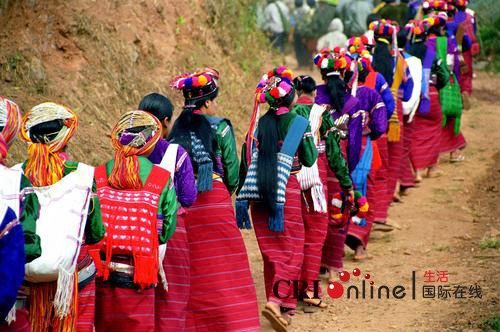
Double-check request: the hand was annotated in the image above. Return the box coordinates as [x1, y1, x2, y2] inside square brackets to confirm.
[344, 188, 355, 202]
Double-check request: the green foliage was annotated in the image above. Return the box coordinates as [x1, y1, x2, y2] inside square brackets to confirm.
[205, 0, 270, 75]
[479, 236, 500, 249]
[470, 0, 500, 72]
[479, 316, 500, 332]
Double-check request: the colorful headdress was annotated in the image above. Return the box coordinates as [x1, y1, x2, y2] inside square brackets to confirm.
[244, 66, 294, 165]
[369, 19, 399, 39]
[171, 68, 219, 103]
[109, 110, 162, 190]
[313, 49, 349, 76]
[255, 66, 294, 106]
[346, 36, 366, 57]
[423, 0, 448, 12]
[330, 191, 369, 227]
[20, 102, 77, 186]
[0, 97, 21, 162]
[454, 0, 467, 7]
[405, 19, 433, 42]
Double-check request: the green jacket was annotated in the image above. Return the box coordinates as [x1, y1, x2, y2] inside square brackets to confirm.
[213, 118, 240, 195]
[239, 111, 318, 187]
[104, 157, 177, 243]
[292, 103, 352, 190]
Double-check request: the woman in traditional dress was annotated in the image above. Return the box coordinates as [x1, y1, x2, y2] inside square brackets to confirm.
[138, 93, 196, 332]
[169, 68, 260, 332]
[406, 16, 451, 181]
[18, 102, 105, 332]
[237, 66, 316, 331]
[292, 75, 352, 311]
[0, 97, 39, 332]
[91, 110, 177, 331]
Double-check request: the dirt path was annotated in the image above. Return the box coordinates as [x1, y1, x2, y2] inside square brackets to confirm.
[241, 72, 500, 331]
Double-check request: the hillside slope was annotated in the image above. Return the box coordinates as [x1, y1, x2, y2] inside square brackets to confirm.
[0, 0, 271, 164]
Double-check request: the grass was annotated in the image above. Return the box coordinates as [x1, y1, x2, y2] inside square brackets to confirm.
[479, 236, 500, 249]
[479, 316, 500, 332]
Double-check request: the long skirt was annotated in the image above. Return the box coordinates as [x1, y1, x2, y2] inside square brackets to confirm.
[346, 136, 377, 250]
[300, 153, 328, 294]
[385, 102, 404, 209]
[440, 119, 466, 154]
[321, 158, 345, 270]
[155, 212, 190, 332]
[252, 175, 304, 312]
[186, 180, 259, 332]
[370, 135, 389, 222]
[409, 86, 443, 170]
[459, 50, 473, 95]
[0, 309, 30, 332]
[400, 116, 416, 187]
[95, 281, 155, 332]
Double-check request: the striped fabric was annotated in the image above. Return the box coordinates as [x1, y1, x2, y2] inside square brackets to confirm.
[95, 280, 155, 332]
[155, 213, 190, 332]
[369, 135, 389, 222]
[440, 119, 466, 154]
[251, 176, 304, 312]
[300, 153, 329, 294]
[400, 116, 416, 187]
[76, 246, 96, 332]
[385, 102, 405, 208]
[321, 165, 345, 269]
[185, 181, 259, 332]
[409, 87, 443, 170]
[459, 50, 473, 95]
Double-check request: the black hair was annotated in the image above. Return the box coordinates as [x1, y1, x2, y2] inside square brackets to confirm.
[372, 40, 394, 85]
[29, 119, 64, 143]
[295, 0, 303, 7]
[366, 13, 381, 29]
[168, 89, 219, 166]
[257, 89, 295, 211]
[397, 30, 408, 50]
[323, 72, 346, 112]
[293, 75, 317, 95]
[138, 93, 174, 122]
[306, 0, 316, 8]
[358, 69, 369, 83]
[406, 41, 427, 61]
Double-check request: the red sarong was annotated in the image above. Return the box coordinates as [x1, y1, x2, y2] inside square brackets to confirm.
[95, 281, 155, 332]
[252, 176, 304, 312]
[459, 50, 473, 95]
[385, 102, 404, 210]
[186, 181, 259, 332]
[155, 212, 190, 332]
[400, 116, 415, 187]
[409, 87, 443, 170]
[440, 119, 466, 154]
[0, 309, 30, 332]
[370, 135, 389, 222]
[347, 136, 376, 249]
[300, 153, 328, 294]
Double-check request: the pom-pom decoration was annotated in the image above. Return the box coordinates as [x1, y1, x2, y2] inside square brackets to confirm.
[170, 67, 219, 90]
[329, 191, 369, 227]
[369, 19, 400, 38]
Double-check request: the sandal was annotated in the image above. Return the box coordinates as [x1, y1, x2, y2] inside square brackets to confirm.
[302, 298, 328, 313]
[450, 155, 465, 163]
[262, 305, 288, 332]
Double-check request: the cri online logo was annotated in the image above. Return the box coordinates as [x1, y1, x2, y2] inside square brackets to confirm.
[327, 267, 373, 299]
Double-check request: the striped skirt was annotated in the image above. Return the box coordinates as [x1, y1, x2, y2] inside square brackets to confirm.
[347, 136, 377, 250]
[459, 50, 473, 95]
[251, 175, 304, 312]
[385, 102, 404, 210]
[300, 153, 329, 293]
[369, 135, 389, 222]
[186, 180, 259, 332]
[400, 116, 416, 187]
[95, 281, 155, 332]
[155, 212, 190, 332]
[409, 86, 443, 170]
[440, 119, 466, 154]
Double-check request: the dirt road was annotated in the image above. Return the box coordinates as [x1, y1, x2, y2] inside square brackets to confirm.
[241, 72, 500, 331]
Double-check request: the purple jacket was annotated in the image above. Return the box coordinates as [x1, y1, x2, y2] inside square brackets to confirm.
[148, 138, 197, 207]
[316, 84, 363, 171]
[356, 86, 388, 140]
